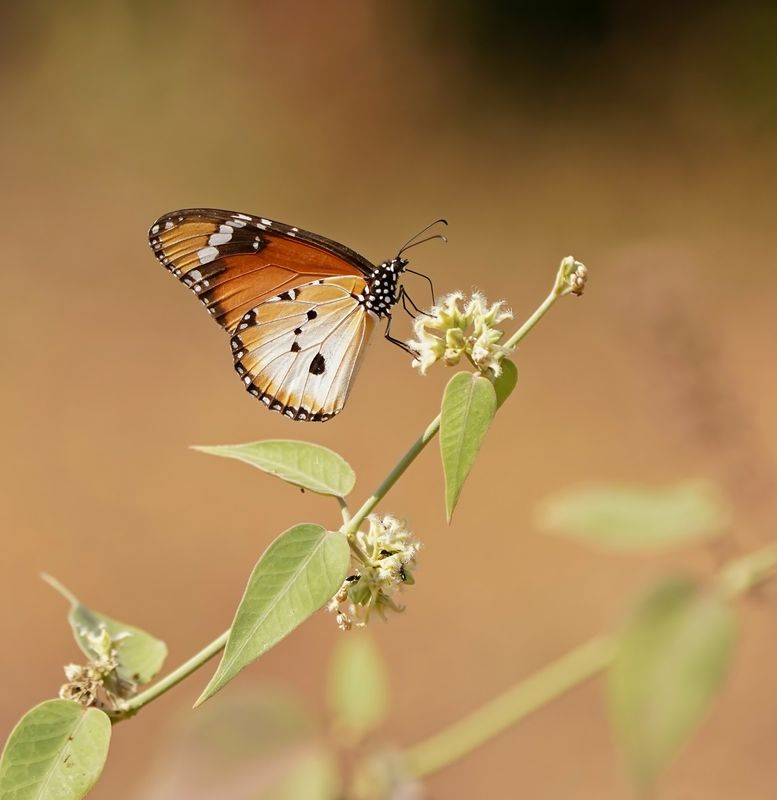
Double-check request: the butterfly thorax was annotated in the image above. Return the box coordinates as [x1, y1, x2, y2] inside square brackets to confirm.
[359, 257, 408, 318]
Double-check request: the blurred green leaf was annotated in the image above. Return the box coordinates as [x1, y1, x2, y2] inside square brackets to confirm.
[138, 688, 324, 800]
[327, 634, 389, 741]
[440, 372, 497, 521]
[0, 700, 111, 800]
[493, 359, 518, 409]
[197, 524, 350, 706]
[607, 576, 736, 794]
[184, 690, 316, 762]
[193, 440, 356, 498]
[258, 750, 339, 800]
[537, 481, 730, 552]
[42, 575, 167, 687]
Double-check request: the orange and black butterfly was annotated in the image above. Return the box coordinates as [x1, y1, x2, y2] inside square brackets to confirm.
[148, 209, 443, 421]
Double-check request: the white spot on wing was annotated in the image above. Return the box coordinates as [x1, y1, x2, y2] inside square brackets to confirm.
[209, 231, 232, 246]
[197, 246, 219, 265]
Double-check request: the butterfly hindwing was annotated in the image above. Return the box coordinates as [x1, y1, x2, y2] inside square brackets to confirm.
[230, 276, 375, 421]
[149, 209, 373, 334]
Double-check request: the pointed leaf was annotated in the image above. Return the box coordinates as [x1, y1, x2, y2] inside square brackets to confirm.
[537, 481, 730, 552]
[607, 576, 736, 793]
[0, 700, 111, 800]
[197, 524, 350, 705]
[440, 372, 497, 521]
[327, 634, 389, 740]
[194, 440, 356, 498]
[42, 575, 167, 687]
[493, 359, 518, 409]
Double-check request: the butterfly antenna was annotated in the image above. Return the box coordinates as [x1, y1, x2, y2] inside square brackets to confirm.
[397, 218, 448, 256]
[398, 233, 448, 256]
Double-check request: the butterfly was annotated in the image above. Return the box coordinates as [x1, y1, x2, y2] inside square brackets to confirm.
[148, 209, 444, 421]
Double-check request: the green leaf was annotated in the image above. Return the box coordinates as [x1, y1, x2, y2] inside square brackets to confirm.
[258, 750, 339, 800]
[0, 700, 111, 800]
[537, 481, 730, 552]
[327, 634, 389, 740]
[607, 576, 736, 793]
[440, 372, 497, 521]
[493, 359, 518, 409]
[42, 575, 167, 687]
[193, 440, 356, 498]
[197, 524, 350, 706]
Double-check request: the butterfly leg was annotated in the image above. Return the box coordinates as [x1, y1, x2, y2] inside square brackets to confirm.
[399, 286, 431, 319]
[404, 268, 436, 306]
[384, 313, 418, 357]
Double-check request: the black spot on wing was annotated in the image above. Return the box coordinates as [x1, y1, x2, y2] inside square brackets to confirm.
[309, 353, 326, 375]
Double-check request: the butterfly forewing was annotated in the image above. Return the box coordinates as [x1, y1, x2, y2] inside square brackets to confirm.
[149, 209, 373, 334]
[148, 208, 385, 421]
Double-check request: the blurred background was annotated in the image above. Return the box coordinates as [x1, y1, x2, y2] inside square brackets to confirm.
[2, 0, 777, 797]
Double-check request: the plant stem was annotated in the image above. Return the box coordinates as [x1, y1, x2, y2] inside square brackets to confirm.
[404, 636, 615, 778]
[503, 287, 562, 351]
[718, 542, 777, 597]
[337, 496, 351, 526]
[402, 541, 777, 779]
[344, 414, 441, 536]
[113, 629, 230, 720]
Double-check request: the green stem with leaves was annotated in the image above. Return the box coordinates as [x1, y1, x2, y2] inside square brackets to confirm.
[403, 541, 777, 779]
[342, 270, 573, 538]
[113, 630, 229, 720]
[111, 269, 571, 721]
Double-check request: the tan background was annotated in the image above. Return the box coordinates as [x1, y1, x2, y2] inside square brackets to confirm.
[1, 1, 777, 797]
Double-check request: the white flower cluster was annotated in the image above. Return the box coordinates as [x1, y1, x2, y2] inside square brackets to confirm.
[408, 291, 513, 377]
[329, 515, 421, 630]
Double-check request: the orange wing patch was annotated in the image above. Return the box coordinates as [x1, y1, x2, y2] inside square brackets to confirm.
[149, 210, 367, 334]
